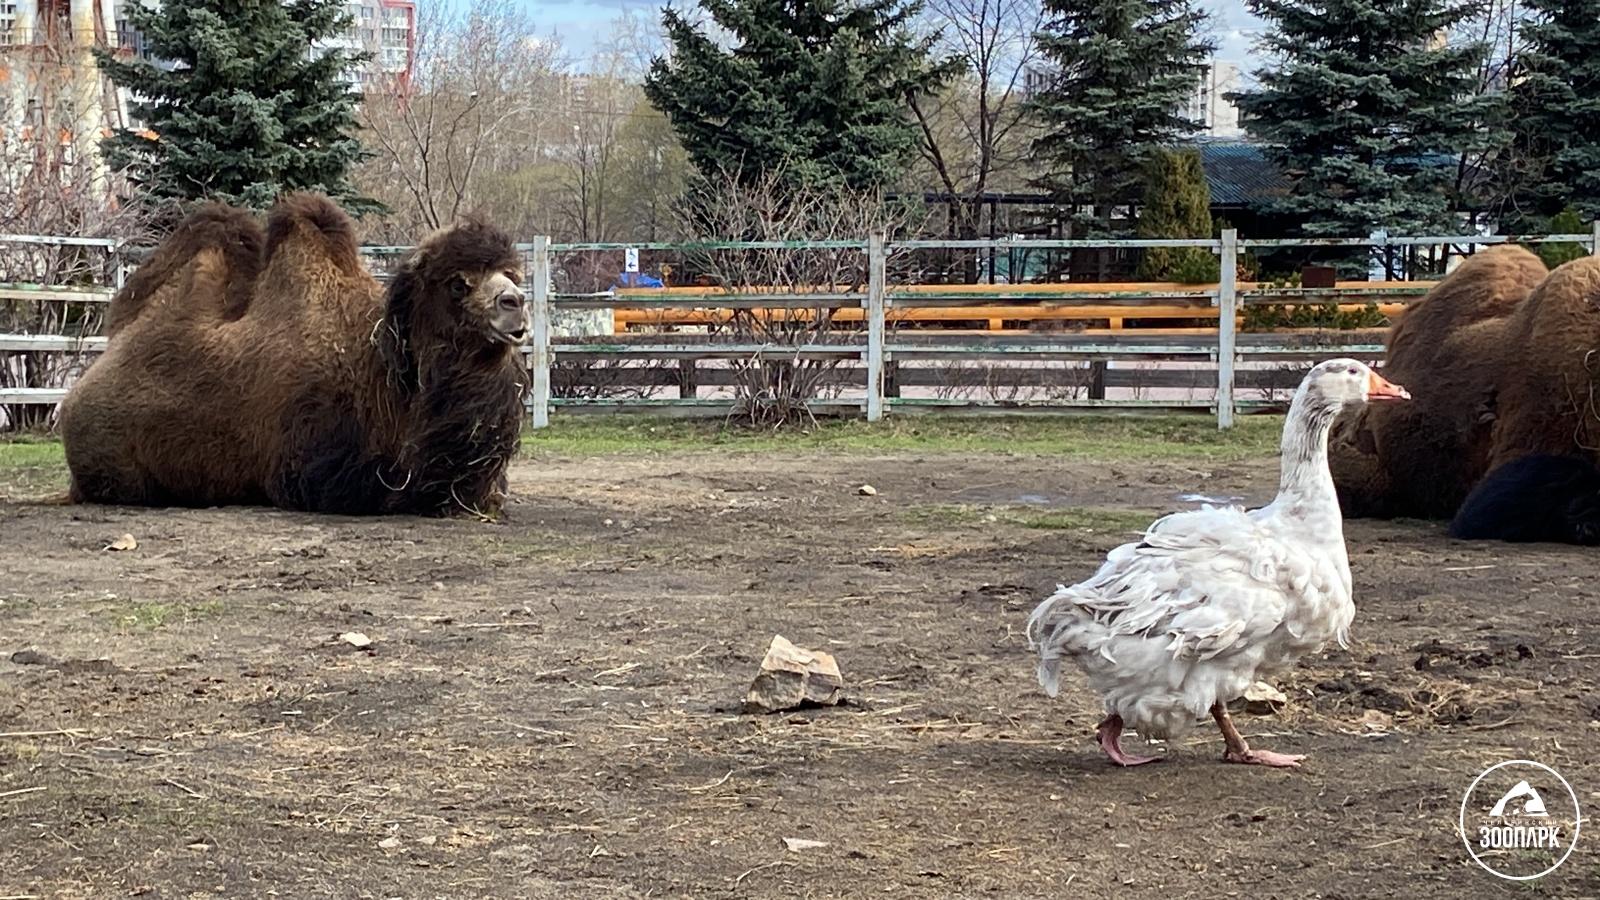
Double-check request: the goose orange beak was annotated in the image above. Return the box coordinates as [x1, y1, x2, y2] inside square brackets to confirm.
[1367, 370, 1410, 401]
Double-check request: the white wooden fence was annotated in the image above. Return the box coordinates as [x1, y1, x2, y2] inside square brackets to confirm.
[3, 228, 1597, 429]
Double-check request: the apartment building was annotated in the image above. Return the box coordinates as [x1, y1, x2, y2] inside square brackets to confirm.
[0, 0, 126, 186]
[1, 1, 415, 196]
[324, 0, 416, 92]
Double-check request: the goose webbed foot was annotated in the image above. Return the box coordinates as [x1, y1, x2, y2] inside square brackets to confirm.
[1096, 714, 1161, 767]
[1211, 702, 1304, 768]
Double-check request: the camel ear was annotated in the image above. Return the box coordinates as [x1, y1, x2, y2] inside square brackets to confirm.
[380, 265, 420, 390]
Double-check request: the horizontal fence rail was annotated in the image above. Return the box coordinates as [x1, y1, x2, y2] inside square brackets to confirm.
[4, 228, 1597, 430]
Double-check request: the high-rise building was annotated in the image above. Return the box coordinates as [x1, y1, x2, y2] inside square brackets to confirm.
[1022, 59, 1245, 140]
[325, 0, 416, 94]
[0, 1, 128, 189]
[1178, 61, 1242, 139]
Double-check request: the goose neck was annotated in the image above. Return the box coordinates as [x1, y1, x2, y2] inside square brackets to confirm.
[1272, 390, 1342, 515]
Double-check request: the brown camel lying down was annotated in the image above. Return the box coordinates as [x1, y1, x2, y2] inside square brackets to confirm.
[59, 193, 531, 516]
[1329, 245, 1547, 519]
[1331, 245, 1600, 522]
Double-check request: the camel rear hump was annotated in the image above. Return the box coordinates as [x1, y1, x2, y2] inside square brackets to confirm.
[1489, 254, 1600, 467]
[253, 193, 375, 322]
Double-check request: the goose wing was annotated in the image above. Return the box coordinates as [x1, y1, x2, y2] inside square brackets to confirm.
[1030, 505, 1317, 663]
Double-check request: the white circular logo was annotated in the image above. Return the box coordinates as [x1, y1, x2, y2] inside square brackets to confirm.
[1459, 759, 1581, 881]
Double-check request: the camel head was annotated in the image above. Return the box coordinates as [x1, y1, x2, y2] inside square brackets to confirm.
[379, 218, 529, 387]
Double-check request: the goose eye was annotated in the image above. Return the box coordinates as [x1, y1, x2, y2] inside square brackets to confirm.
[1346, 367, 1358, 375]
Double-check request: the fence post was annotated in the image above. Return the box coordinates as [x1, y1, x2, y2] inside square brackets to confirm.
[530, 235, 552, 429]
[865, 232, 887, 423]
[1590, 220, 1600, 256]
[1216, 228, 1238, 430]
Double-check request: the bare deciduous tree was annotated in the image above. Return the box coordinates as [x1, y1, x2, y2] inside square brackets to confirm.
[678, 169, 924, 428]
[356, 0, 564, 238]
[555, 67, 632, 243]
[1453, 0, 1527, 227]
[909, 0, 1043, 248]
[357, 7, 687, 244]
[0, 146, 153, 431]
[552, 14, 687, 243]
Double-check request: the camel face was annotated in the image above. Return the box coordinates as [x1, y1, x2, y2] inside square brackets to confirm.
[393, 225, 531, 358]
[456, 270, 529, 346]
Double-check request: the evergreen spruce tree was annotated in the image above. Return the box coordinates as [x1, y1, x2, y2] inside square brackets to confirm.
[643, 0, 955, 193]
[1028, 0, 1213, 236]
[1499, 0, 1600, 231]
[95, 0, 376, 212]
[1232, 0, 1489, 242]
[1135, 148, 1217, 281]
[1535, 207, 1588, 268]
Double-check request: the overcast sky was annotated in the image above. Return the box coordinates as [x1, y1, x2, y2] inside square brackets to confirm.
[451, 0, 1266, 75]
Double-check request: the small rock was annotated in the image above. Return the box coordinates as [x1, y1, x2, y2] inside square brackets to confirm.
[1356, 708, 1394, 733]
[418, 835, 438, 847]
[857, 484, 878, 497]
[1229, 681, 1287, 716]
[744, 635, 844, 713]
[339, 632, 373, 649]
[105, 534, 139, 552]
[378, 836, 402, 850]
[784, 838, 829, 852]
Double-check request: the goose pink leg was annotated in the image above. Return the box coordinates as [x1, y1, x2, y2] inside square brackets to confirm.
[1096, 714, 1160, 766]
[1211, 702, 1304, 768]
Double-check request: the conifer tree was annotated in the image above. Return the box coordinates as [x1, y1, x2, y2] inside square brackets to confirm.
[644, 0, 955, 192]
[1232, 0, 1488, 240]
[1498, 0, 1600, 231]
[1135, 148, 1217, 281]
[1028, 0, 1213, 235]
[96, 0, 376, 211]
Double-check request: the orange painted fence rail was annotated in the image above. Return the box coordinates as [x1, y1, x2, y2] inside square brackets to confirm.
[608, 280, 1423, 333]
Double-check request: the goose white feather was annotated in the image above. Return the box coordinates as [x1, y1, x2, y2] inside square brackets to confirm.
[1024, 358, 1409, 765]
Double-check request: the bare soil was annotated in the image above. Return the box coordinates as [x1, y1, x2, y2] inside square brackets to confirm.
[2, 448, 1597, 898]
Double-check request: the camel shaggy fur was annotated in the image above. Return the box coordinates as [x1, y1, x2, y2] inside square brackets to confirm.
[1328, 245, 1548, 519]
[1449, 454, 1600, 544]
[59, 193, 531, 516]
[1485, 254, 1600, 469]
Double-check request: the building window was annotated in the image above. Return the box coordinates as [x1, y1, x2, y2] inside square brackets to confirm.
[0, 2, 18, 46]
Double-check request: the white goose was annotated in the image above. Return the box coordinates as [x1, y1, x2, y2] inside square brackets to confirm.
[1025, 359, 1410, 767]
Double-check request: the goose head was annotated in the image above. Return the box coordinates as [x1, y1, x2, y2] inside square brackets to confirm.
[1301, 359, 1410, 410]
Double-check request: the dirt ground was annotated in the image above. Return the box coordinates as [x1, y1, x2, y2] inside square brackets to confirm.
[1, 444, 1597, 898]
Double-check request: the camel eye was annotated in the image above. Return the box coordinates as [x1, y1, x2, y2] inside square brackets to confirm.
[449, 276, 469, 300]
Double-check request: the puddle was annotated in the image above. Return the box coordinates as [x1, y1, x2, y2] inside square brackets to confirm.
[1178, 492, 1246, 505]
